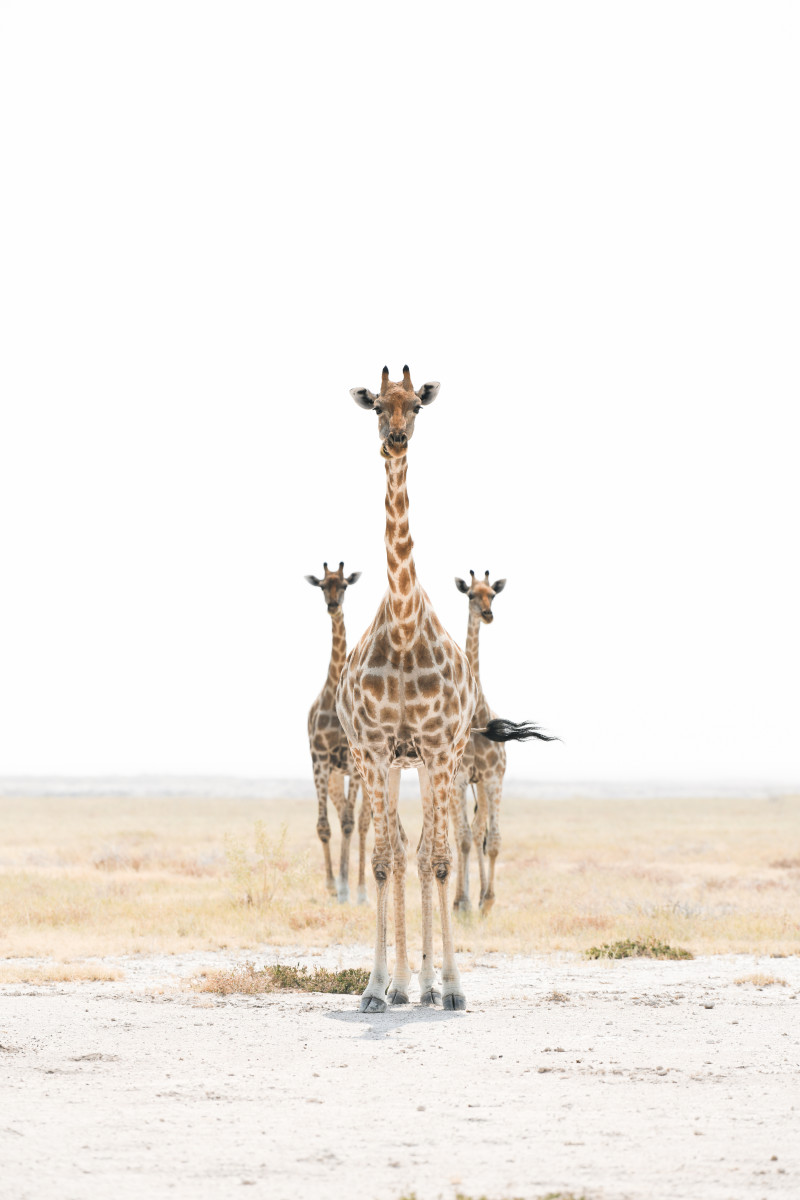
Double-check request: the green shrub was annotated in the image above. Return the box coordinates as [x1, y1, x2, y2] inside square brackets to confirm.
[585, 937, 693, 960]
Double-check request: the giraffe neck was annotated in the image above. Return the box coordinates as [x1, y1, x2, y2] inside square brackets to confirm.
[384, 455, 421, 638]
[465, 608, 482, 682]
[324, 608, 347, 697]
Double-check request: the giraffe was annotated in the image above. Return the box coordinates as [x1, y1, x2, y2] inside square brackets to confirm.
[306, 561, 371, 904]
[451, 570, 509, 915]
[337, 366, 554, 1012]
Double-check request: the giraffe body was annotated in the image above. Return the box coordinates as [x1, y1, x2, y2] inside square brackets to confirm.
[338, 366, 556, 1011]
[306, 562, 370, 903]
[337, 369, 477, 1010]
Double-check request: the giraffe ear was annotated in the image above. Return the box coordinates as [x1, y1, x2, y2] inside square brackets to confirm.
[346, 572, 361, 585]
[492, 579, 507, 594]
[350, 387, 377, 409]
[415, 381, 440, 406]
[305, 575, 322, 587]
[455, 577, 469, 593]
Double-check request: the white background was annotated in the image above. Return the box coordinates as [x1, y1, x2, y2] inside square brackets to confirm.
[1, 2, 797, 784]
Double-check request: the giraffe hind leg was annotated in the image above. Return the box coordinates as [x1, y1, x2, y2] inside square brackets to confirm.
[417, 765, 441, 1006]
[480, 780, 502, 916]
[385, 767, 412, 1005]
[355, 774, 370, 905]
[356, 753, 391, 1012]
[472, 781, 489, 909]
[427, 748, 467, 1011]
[450, 773, 472, 913]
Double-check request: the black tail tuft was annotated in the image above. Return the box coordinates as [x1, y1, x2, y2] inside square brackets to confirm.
[476, 718, 559, 744]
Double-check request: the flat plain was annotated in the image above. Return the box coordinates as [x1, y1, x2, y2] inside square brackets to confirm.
[1, 789, 799, 962]
[1, 788, 799, 1200]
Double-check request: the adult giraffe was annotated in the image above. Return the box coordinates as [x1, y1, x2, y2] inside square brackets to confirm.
[337, 366, 553, 1011]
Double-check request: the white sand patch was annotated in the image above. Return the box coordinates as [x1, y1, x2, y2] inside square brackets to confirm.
[1, 950, 798, 1200]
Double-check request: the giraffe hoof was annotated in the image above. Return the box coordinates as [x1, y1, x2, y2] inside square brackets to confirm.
[419, 988, 442, 1007]
[453, 898, 471, 914]
[359, 994, 387, 1014]
[356, 886, 368, 906]
[442, 993, 467, 1011]
[388, 989, 409, 1005]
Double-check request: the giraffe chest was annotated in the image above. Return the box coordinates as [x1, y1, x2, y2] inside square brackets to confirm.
[338, 628, 478, 758]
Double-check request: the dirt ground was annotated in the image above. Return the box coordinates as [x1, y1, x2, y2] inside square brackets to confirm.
[2, 947, 799, 1200]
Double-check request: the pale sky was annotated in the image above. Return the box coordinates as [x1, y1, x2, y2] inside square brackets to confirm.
[1, 2, 798, 783]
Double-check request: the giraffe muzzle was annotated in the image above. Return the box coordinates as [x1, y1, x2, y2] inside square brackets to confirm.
[382, 432, 408, 458]
[481, 610, 494, 623]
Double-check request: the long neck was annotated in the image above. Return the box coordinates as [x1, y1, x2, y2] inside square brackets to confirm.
[325, 608, 347, 694]
[385, 455, 421, 634]
[465, 608, 481, 680]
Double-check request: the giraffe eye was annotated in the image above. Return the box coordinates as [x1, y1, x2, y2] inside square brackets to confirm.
[468, 591, 475, 599]
[374, 408, 383, 416]
[413, 405, 422, 414]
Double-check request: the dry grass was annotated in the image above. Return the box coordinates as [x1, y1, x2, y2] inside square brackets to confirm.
[399, 1193, 588, 1200]
[191, 960, 370, 995]
[733, 973, 788, 988]
[0, 790, 798, 959]
[0, 962, 124, 984]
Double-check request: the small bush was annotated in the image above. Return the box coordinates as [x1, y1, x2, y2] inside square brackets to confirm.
[585, 937, 693, 960]
[224, 822, 307, 908]
[192, 961, 370, 995]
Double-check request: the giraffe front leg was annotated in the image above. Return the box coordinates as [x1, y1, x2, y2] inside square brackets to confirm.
[417, 765, 441, 1006]
[312, 760, 337, 896]
[385, 767, 412, 1005]
[480, 781, 502, 915]
[450, 771, 472, 913]
[358, 756, 391, 1013]
[427, 750, 466, 1012]
[355, 776, 370, 905]
[329, 772, 354, 904]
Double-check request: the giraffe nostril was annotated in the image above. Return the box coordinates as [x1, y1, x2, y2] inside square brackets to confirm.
[389, 431, 407, 446]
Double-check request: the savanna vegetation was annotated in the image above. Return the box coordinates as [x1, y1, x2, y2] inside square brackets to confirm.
[0, 790, 798, 967]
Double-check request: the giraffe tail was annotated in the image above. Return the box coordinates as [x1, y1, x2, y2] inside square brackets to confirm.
[473, 718, 559, 743]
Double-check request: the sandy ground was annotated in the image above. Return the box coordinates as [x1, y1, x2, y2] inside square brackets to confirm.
[1, 949, 799, 1200]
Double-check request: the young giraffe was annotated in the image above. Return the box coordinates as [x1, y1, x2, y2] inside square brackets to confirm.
[451, 570, 509, 915]
[306, 562, 371, 904]
[337, 366, 552, 1012]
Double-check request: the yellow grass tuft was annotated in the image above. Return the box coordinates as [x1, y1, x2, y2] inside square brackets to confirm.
[733, 973, 788, 987]
[0, 962, 124, 984]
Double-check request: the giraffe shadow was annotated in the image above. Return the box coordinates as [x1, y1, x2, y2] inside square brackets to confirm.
[324, 1007, 466, 1038]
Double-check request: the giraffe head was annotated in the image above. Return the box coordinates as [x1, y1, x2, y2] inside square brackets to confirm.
[305, 561, 361, 614]
[350, 365, 440, 459]
[455, 570, 506, 624]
